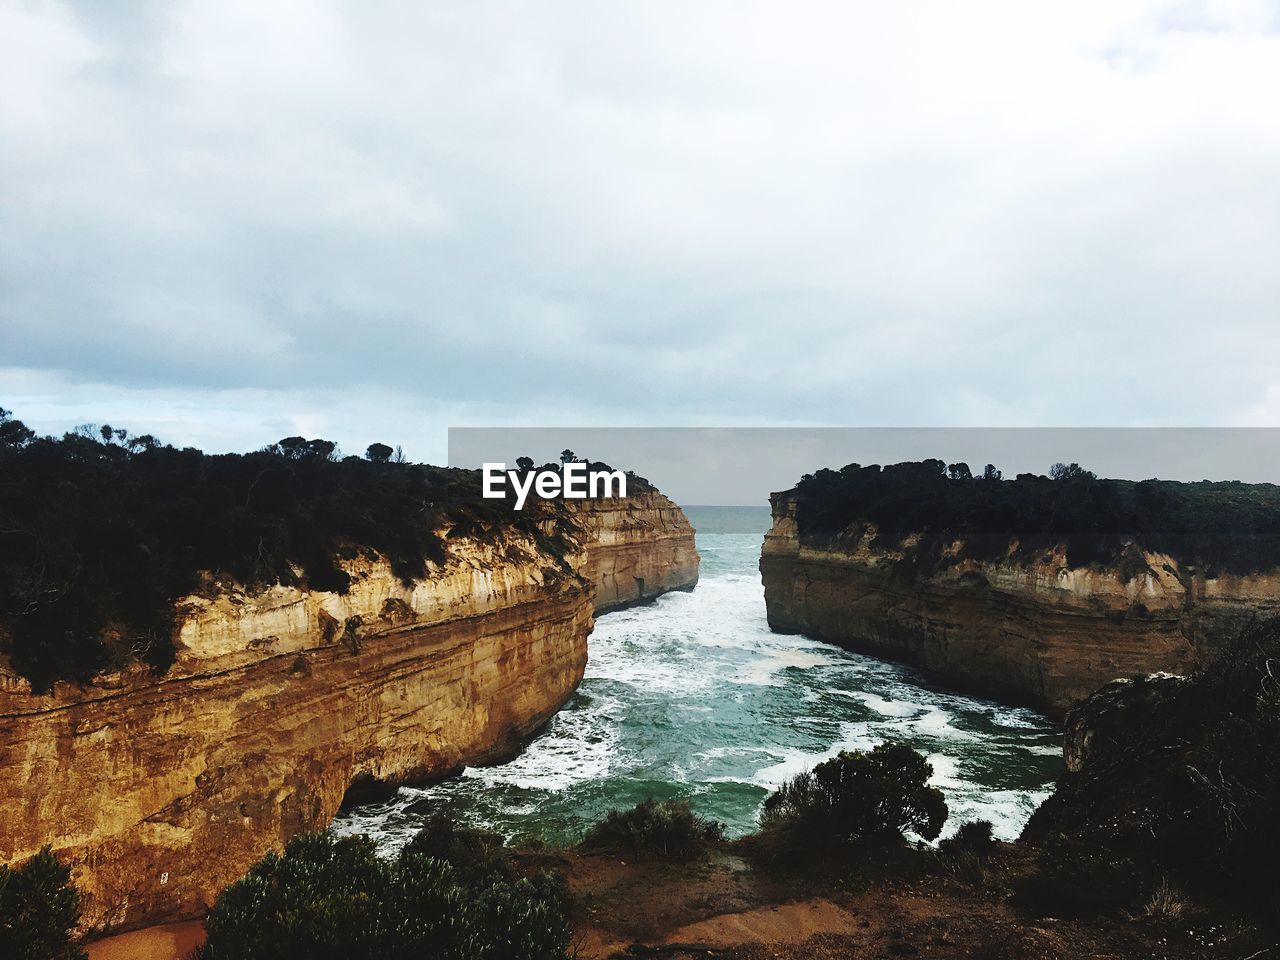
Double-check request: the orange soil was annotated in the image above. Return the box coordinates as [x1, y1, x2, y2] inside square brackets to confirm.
[86, 921, 205, 960]
[81, 846, 1277, 960]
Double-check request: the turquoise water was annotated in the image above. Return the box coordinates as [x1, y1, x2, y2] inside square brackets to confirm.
[335, 506, 1062, 848]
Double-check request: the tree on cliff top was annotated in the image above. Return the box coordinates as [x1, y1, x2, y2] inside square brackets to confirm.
[0, 407, 35, 449]
[789, 458, 1280, 575]
[1049, 461, 1095, 481]
[0, 414, 580, 692]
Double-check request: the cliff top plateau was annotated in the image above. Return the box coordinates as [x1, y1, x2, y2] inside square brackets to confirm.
[0, 407, 653, 692]
[779, 457, 1280, 577]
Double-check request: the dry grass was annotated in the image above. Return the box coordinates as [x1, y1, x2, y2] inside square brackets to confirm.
[1137, 879, 1189, 922]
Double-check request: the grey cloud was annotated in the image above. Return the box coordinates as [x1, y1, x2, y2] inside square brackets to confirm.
[2, 1, 1280, 460]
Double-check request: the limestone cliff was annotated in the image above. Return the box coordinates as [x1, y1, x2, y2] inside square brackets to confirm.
[760, 492, 1280, 718]
[574, 491, 699, 612]
[0, 495, 697, 933]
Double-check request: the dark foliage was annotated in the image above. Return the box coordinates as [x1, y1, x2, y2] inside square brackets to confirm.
[580, 797, 725, 860]
[789, 459, 1280, 577]
[760, 743, 948, 845]
[0, 846, 86, 960]
[0, 414, 582, 691]
[1023, 619, 1280, 912]
[402, 815, 513, 886]
[198, 832, 571, 960]
[1019, 835, 1148, 917]
[939, 820, 996, 860]
[935, 820, 1002, 888]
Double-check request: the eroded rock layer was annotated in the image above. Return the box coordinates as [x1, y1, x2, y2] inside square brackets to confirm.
[0, 494, 698, 933]
[577, 492, 700, 612]
[760, 493, 1280, 718]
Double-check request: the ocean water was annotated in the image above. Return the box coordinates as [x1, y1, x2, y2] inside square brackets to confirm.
[334, 506, 1062, 850]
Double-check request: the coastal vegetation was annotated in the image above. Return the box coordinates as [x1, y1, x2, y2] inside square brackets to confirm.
[759, 743, 949, 846]
[790, 458, 1280, 575]
[1023, 617, 1280, 914]
[196, 832, 571, 960]
[401, 815, 515, 886]
[13, 711, 1280, 957]
[0, 847, 85, 960]
[579, 797, 726, 861]
[0, 407, 586, 691]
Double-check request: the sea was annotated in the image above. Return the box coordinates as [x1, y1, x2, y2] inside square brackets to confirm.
[333, 505, 1062, 850]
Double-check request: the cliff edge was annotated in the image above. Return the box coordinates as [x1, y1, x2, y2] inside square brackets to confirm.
[0, 491, 697, 934]
[760, 462, 1280, 718]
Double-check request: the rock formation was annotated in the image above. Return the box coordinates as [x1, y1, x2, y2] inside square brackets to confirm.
[760, 491, 1280, 718]
[576, 492, 699, 612]
[1022, 619, 1280, 907]
[0, 492, 697, 933]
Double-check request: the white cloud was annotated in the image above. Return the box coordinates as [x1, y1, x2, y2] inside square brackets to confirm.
[2, 0, 1278, 456]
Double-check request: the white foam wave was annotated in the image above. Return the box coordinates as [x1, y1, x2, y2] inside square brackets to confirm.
[335, 527, 1062, 847]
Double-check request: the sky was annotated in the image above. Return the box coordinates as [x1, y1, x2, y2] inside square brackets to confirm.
[2, 1, 1279, 467]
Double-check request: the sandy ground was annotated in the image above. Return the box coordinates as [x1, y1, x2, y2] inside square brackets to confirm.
[79, 845, 1278, 960]
[85, 921, 205, 960]
[543, 845, 1278, 960]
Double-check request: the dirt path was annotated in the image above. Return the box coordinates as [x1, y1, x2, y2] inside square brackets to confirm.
[85, 921, 205, 960]
[663, 899, 860, 947]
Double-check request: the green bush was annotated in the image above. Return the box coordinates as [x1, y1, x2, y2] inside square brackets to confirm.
[1019, 833, 1147, 917]
[936, 820, 999, 887]
[402, 815, 513, 886]
[198, 832, 571, 960]
[580, 797, 725, 860]
[0, 847, 86, 960]
[760, 743, 948, 844]
[939, 820, 996, 859]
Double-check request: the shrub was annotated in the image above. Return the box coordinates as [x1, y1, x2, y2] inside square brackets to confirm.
[939, 820, 996, 859]
[198, 832, 570, 960]
[760, 743, 948, 845]
[936, 820, 1000, 887]
[580, 798, 725, 860]
[402, 815, 513, 886]
[1138, 878, 1189, 923]
[0, 847, 86, 960]
[1020, 834, 1146, 917]
[1023, 619, 1280, 909]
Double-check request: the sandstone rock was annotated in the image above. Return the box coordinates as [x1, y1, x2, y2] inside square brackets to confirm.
[759, 492, 1280, 718]
[0, 492, 697, 934]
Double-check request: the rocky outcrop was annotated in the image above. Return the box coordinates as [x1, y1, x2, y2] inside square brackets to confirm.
[760, 492, 1280, 718]
[1022, 620, 1280, 905]
[0, 495, 698, 933]
[575, 492, 699, 612]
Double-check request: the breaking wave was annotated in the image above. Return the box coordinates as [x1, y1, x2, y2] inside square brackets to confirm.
[334, 507, 1061, 851]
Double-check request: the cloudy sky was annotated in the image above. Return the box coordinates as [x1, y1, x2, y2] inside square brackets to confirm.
[2, 1, 1278, 464]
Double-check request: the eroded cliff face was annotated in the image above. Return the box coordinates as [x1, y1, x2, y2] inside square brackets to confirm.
[760, 493, 1280, 718]
[0, 495, 698, 933]
[575, 491, 699, 612]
